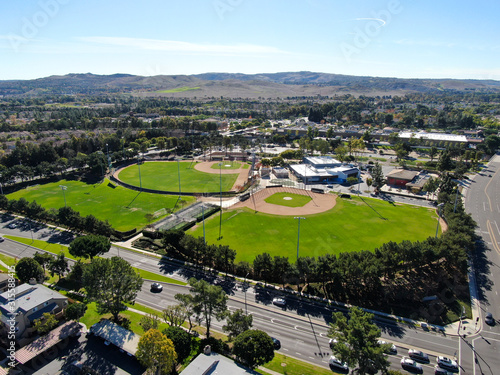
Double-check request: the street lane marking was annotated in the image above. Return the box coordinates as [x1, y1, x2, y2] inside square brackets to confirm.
[487, 220, 500, 256]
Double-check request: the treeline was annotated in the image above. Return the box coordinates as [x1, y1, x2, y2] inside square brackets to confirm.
[0, 196, 113, 236]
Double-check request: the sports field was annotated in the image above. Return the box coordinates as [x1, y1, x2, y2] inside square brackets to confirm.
[210, 161, 241, 170]
[7, 179, 194, 231]
[189, 196, 439, 263]
[118, 161, 238, 192]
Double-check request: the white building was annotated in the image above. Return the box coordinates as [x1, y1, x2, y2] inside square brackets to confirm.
[289, 156, 360, 184]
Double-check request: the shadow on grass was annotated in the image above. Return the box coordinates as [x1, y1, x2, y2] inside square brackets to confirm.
[359, 196, 387, 220]
[126, 191, 142, 208]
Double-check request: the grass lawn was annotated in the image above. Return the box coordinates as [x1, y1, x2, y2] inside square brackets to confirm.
[262, 353, 335, 375]
[264, 192, 312, 207]
[210, 161, 241, 170]
[118, 161, 238, 192]
[189, 196, 438, 263]
[6, 178, 195, 231]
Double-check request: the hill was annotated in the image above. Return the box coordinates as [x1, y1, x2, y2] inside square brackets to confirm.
[1, 71, 499, 98]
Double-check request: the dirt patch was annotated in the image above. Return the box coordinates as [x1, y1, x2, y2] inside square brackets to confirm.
[232, 187, 336, 216]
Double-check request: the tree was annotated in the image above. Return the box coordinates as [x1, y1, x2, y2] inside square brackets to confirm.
[253, 252, 273, 285]
[429, 146, 438, 162]
[65, 303, 87, 321]
[136, 329, 177, 375]
[232, 329, 275, 369]
[437, 149, 453, 172]
[16, 257, 45, 284]
[174, 293, 195, 332]
[163, 326, 191, 363]
[33, 252, 53, 272]
[223, 309, 253, 339]
[33, 312, 58, 335]
[188, 278, 228, 338]
[140, 313, 161, 333]
[83, 257, 143, 321]
[48, 252, 69, 281]
[370, 162, 385, 193]
[327, 307, 389, 375]
[334, 146, 348, 163]
[69, 234, 111, 260]
[162, 305, 187, 327]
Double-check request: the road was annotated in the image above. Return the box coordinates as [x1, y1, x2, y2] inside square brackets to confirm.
[0, 222, 459, 374]
[463, 154, 500, 375]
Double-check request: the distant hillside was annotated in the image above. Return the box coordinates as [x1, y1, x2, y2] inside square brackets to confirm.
[1, 71, 499, 98]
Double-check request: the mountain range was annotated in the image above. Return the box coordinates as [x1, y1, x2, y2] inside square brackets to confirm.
[1, 71, 499, 98]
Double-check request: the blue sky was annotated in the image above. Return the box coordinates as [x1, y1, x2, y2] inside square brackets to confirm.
[1, 0, 499, 80]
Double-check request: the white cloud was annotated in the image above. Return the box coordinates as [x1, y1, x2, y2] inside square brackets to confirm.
[77, 36, 288, 55]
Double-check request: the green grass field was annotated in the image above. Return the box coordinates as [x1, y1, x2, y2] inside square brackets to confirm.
[264, 192, 312, 207]
[118, 161, 238, 192]
[155, 86, 200, 93]
[210, 161, 241, 170]
[7, 179, 194, 231]
[189, 196, 439, 263]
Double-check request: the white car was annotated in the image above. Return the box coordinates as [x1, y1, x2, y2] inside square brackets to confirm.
[0, 236, 4, 242]
[272, 297, 286, 307]
[408, 349, 429, 362]
[401, 357, 423, 373]
[436, 356, 458, 371]
[378, 339, 397, 354]
[328, 355, 349, 371]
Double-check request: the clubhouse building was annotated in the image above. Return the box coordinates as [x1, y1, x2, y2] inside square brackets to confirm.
[289, 156, 360, 185]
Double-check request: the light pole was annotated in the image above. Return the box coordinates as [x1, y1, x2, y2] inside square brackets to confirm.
[59, 185, 67, 208]
[435, 203, 444, 238]
[294, 217, 305, 260]
[218, 160, 222, 240]
[177, 159, 181, 196]
[106, 143, 111, 172]
[244, 272, 249, 315]
[202, 203, 206, 244]
[137, 155, 142, 191]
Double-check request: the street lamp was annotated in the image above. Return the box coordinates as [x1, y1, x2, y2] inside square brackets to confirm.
[294, 217, 306, 260]
[137, 155, 142, 191]
[244, 272, 250, 315]
[218, 160, 222, 240]
[435, 203, 445, 238]
[59, 185, 67, 208]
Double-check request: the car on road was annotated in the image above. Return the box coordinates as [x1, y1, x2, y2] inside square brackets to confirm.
[329, 338, 337, 349]
[271, 337, 281, 350]
[378, 339, 397, 354]
[150, 282, 163, 292]
[408, 349, 429, 362]
[328, 356, 348, 372]
[434, 365, 454, 375]
[485, 312, 495, 325]
[7, 223, 17, 229]
[436, 356, 458, 371]
[0, 236, 4, 242]
[272, 297, 286, 307]
[401, 357, 423, 373]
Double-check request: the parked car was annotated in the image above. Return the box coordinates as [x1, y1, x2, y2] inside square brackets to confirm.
[272, 297, 286, 307]
[378, 339, 397, 354]
[434, 365, 454, 375]
[150, 282, 163, 292]
[485, 312, 495, 325]
[436, 356, 458, 371]
[408, 349, 429, 362]
[0, 236, 4, 242]
[271, 337, 281, 350]
[401, 357, 423, 373]
[328, 356, 349, 372]
[7, 223, 17, 229]
[329, 338, 337, 349]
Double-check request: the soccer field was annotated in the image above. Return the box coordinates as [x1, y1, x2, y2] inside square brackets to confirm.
[7, 179, 195, 231]
[118, 161, 238, 192]
[189, 196, 438, 263]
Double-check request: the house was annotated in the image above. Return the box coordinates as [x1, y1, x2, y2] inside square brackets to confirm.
[386, 169, 419, 188]
[0, 283, 68, 341]
[0, 273, 17, 293]
[89, 319, 140, 356]
[182, 352, 260, 375]
[289, 156, 360, 184]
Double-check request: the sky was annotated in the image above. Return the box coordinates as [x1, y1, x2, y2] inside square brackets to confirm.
[1, 0, 499, 81]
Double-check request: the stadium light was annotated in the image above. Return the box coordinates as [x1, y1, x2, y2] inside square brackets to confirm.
[59, 185, 67, 208]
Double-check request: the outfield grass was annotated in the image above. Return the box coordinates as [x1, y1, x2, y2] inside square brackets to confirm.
[118, 161, 238, 192]
[189, 196, 439, 263]
[264, 192, 312, 207]
[6, 178, 194, 231]
[210, 161, 241, 170]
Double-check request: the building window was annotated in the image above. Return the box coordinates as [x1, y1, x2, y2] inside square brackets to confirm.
[32, 307, 37, 312]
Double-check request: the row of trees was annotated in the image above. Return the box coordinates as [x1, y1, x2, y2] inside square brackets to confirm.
[0, 197, 113, 236]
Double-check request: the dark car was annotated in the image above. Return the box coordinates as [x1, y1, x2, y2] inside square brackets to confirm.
[150, 282, 163, 292]
[271, 337, 281, 350]
[485, 312, 494, 325]
[408, 349, 429, 362]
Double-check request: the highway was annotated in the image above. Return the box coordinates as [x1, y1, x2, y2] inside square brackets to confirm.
[463, 154, 500, 375]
